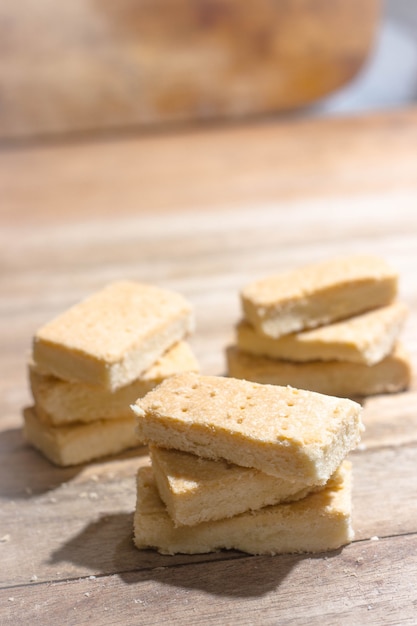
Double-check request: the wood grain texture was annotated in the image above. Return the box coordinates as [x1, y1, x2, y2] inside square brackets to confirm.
[2, 108, 417, 225]
[1, 536, 417, 625]
[0, 0, 379, 139]
[1, 109, 417, 625]
[1, 444, 416, 588]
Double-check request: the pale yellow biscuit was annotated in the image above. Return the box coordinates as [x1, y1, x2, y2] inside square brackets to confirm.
[236, 302, 408, 365]
[226, 343, 411, 397]
[241, 255, 397, 339]
[32, 281, 194, 390]
[133, 462, 353, 555]
[132, 373, 362, 484]
[30, 341, 199, 426]
[149, 445, 320, 527]
[23, 407, 140, 466]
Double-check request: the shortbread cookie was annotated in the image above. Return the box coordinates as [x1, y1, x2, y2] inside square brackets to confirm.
[32, 281, 194, 390]
[132, 373, 362, 483]
[236, 302, 408, 365]
[23, 407, 140, 466]
[241, 256, 397, 339]
[227, 343, 411, 397]
[149, 446, 319, 526]
[30, 341, 199, 425]
[133, 462, 353, 555]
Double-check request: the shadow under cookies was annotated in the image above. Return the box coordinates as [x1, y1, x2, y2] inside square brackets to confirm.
[0, 426, 83, 499]
[117, 545, 343, 599]
[0, 419, 148, 500]
[49, 510, 343, 599]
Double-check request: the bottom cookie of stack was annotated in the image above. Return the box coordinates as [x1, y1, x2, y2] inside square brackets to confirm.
[133, 460, 353, 556]
[226, 343, 411, 398]
[23, 407, 138, 467]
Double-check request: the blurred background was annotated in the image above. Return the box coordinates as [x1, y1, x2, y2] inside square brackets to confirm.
[0, 0, 416, 143]
[312, 0, 417, 116]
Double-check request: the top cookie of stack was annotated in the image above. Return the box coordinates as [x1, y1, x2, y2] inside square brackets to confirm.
[227, 255, 411, 397]
[25, 281, 198, 466]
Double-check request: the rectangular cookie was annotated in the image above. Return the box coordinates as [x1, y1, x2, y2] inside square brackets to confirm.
[30, 341, 199, 425]
[132, 373, 362, 483]
[23, 407, 141, 466]
[236, 302, 408, 365]
[241, 255, 397, 339]
[32, 281, 194, 390]
[149, 445, 320, 527]
[133, 461, 353, 555]
[227, 342, 411, 398]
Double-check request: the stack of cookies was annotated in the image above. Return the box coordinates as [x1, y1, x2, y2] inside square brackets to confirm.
[227, 255, 411, 397]
[131, 372, 363, 555]
[24, 281, 198, 466]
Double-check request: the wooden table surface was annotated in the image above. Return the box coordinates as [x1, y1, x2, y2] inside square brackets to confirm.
[1, 108, 417, 625]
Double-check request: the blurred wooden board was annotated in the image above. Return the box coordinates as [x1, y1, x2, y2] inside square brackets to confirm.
[0, 0, 379, 139]
[1, 109, 417, 625]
